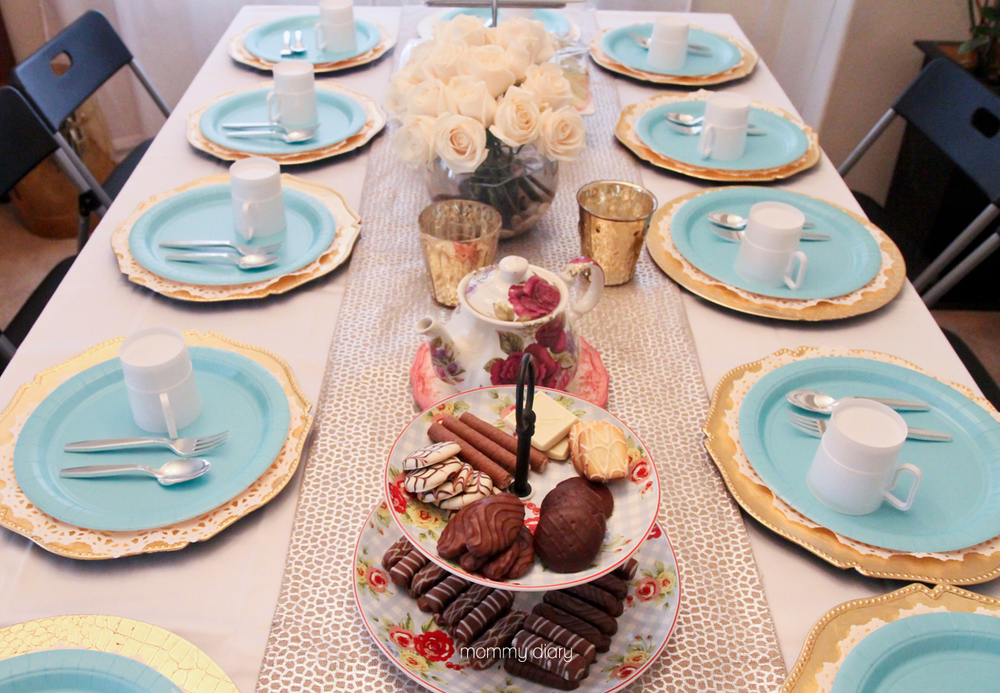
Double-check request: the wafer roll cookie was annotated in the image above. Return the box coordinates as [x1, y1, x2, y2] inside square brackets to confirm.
[417, 574, 470, 613]
[468, 610, 527, 670]
[460, 412, 549, 472]
[524, 613, 596, 663]
[408, 562, 447, 599]
[428, 422, 513, 489]
[532, 604, 611, 652]
[564, 584, 624, 617]
[381, 536, 414, 570]
[503, 658, 580, 690]
[613, 557, 639, 581]
[592, 573, 628, 600]
[544, 592, 618, 635]
[456, 589, 514, 644]
[441, 584, 494, 626]
[389, 549, 428, 587]
[511, 631, 588, 681]
[442, 415, 518, 474]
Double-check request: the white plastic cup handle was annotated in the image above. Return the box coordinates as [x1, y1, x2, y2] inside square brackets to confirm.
[314, 23, 327, 51]
[883, 463, 922, 511]
[698, 124, 715, 159]
[160, 392, 179, 440]
[266, 91, 280, 125]
[783, 251, 808, 290]
[241, 200, 256, 240]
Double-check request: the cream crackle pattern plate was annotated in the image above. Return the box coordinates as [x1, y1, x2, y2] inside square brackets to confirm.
[0, 331, 312, 559]
[229, 21, 395, 73]
[646, 188, 906, 321]
[186, 83, 386, 165]
[704, 346, 1000, 584]
[112, 174, 361, 302]
[616, 91, 821, 182]
[0, 614, 238, 693]
[781, 583, 1000, 693]
[590, 26, 757, 86]
[354, 502, 680, 693]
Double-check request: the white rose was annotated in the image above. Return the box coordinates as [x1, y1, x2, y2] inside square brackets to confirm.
[404, 39, 436, 70]
[434, 114, 489, 174]
[392, 115, 436, 167]
[458, 44, 516, 99]
[384, 69, 422, 117]
[421, 42, 466, 82]
[406, 78, 449, 117]
[521, 63, 574, 110]
[489, 86, 541, 147]
[536, 106, 586, 162]
[432, 14, 488, 47]
[444, 76, 498, 128]
[489, 18, 554, 64]
[504, 43, 532, 82]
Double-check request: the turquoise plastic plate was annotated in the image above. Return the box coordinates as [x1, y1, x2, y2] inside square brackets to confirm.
[13, 347, 290, 532]
[243, 16, 380, 64]
[832, 612, 1000, 693]
[601, 24, 741, 76]
[441, 8, 571, 35]
[636, 101, 809, 172]
[739, 356, 1000, 553]
[128, 185, 336, 286]
[199, 88, 367, 156]
[0, 650, 179, 693]
[670, 187, 882, 299]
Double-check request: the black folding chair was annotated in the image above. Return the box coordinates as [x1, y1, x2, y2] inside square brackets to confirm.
[0, 86, 97, 373]
[838, 58, 1000, 307]
[10, 10, 171, 213]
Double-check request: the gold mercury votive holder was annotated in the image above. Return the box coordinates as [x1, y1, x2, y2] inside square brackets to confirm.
[577, 181, 658, 286]
[419, 199, 502, 307]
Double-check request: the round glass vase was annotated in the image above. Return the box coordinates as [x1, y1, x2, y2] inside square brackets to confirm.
[426, 143, 559, 240]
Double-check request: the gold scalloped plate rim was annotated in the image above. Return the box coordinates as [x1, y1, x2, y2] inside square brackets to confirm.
[616, 94, 821, 182]
[703, 346, 1000, 584]
[781, 583, 1000, 693]
[186, 83, 387, 165]
[646, 187, 906, 321]
[0, 614, 239, 693]
[110, 173, 362, 302]
[228, 22, 396, 73]
[589, 26, 758, 86]
[0, 331, 313, 560]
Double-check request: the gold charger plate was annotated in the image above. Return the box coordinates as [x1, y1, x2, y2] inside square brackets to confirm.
[590, 27, 757, 86]
[0, 614, 238, 693]
[0, 331, 312, 559]
[228, 22, 395, 73]
[704, 346, 1000, 584]
[782, 584, 1000, 693]
[111, 174, 361, 302]
[646, 188, 906, 321]
[186, 83, 386, 165]
[616, 91, 821, 182]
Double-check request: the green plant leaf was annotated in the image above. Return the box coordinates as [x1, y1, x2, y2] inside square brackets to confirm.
[498, 331, 525, 355]
[959, 37, 989, 53]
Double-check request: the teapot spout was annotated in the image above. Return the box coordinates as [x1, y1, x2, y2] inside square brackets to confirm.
[417, 317, 466, 386]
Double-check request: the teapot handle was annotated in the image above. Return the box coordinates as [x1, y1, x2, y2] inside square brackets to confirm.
[560, 257, 604, 321]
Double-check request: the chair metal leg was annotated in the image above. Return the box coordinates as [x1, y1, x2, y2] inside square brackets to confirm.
[128, 60, 172, 118]
[77, 190, 101, 252]
[921, 231, 1000, 307]
[0, 334, 15, 362]
[53, 132, 113, 210]
[837, 109, 897, 177]
[913, 203, 1000, 292]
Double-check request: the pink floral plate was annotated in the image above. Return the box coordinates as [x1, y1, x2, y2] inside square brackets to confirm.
[355, 502, 680, 693]
[410, 338, 610, 410]
[383, 386, 661, 591]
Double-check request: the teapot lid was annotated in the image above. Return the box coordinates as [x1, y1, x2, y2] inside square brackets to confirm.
[464, 256, 563, 322]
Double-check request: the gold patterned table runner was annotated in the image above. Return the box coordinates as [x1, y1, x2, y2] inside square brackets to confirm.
[257, 9, 785, 692]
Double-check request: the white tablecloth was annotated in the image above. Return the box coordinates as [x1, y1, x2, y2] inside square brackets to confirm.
[0, 7, 993, 692]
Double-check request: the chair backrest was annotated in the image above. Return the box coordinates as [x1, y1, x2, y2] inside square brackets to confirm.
[0, 86, 58, 197]
[894, 58, 1000, 204]
[10, 10, 132, 131]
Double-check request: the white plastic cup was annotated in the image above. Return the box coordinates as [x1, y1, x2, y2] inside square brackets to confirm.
[267, 60, 318, 130]
[806, 398, 922, 515]
[230, 157, 286, 242]
[647, 16, 688, 72]
[119, 327, 202, 438]
[698, 92, 751, 161]
[734, 201, 808, 289]
[315, 0, 357, 54]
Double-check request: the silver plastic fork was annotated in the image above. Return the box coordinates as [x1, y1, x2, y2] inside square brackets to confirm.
[158, 240, 282, 257]
[786, 411, 951, 442]
[64, 431, 229, 457]
[628, 31, 712, 56]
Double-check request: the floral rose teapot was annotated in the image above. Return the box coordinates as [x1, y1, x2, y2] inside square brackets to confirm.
[417, 256, 604, 392]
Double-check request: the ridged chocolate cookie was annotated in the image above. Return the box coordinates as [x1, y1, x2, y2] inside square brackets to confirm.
[533, 502, 606, 573]
[542, 477, 614, 519]
[463, 493, 525, 558]
[437, 508, 468, 559]
[503, 527, 535, 581]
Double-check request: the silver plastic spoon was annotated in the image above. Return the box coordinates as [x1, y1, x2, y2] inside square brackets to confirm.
[165, 252, 279, 269]
[627, 31, 712, 56]
[709, 211, 818, 232]
[158, 240, 282, 256]
[224, 127, 317, 144]
[664, 112, 766, 136]
[59, 457, 211, 486]
[707, 225, 830, 243]
[786, 389, 931, 414]
[279, 30, 292, 57]
[292, 29, 307, 54]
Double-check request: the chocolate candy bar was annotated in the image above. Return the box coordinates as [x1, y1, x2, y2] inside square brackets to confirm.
[381, 536, 414, 571]
[592, 573, 628, 600]
[532, 604, 611, 652]
[563, 584, 624, 617]
[613, 557, 639, 581]
[417, 574, 470, 613]
[408, 562, 447, 599]
[456, 590, 514, 644]
[511, 630, 588, 682]
[441, 584, 494, 627]
[467, 609, 526, 670]
[503, 658, 579, 690]
[524, 613, 596, 664]
[389, 549, 428, 587]
[544, 592, 617, 635]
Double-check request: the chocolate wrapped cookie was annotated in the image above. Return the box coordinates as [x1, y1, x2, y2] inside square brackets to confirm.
[463, 493, 525, 558]
[533, 498, 606, 574]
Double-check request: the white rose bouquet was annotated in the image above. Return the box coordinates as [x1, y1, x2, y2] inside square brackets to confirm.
[387, 15, 586, 237]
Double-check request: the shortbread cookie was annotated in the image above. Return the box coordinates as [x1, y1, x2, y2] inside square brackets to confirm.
[569, 420, 629, 482]
[403, 441, 462, 471]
